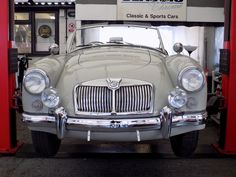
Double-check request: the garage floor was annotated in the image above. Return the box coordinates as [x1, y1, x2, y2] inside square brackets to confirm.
[0, 113, 236, 177]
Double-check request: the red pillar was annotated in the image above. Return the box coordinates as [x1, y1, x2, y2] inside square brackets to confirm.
[0, 0, 12, 152]
[223, 0, 236, 153]
[0, 0, 21, 153]
[215, 0, 236, 154]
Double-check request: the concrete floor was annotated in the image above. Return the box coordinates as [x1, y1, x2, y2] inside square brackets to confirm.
[0, 114, 236, 177]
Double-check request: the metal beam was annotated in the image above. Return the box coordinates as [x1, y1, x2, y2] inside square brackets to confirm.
[224, 0, 236, 153]
[0, 0, 11, 152]
[0, 0, 21, 154]
[215, 0, 236, 154]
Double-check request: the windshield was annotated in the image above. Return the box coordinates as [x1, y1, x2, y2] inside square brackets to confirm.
[68, 25, 165, 53]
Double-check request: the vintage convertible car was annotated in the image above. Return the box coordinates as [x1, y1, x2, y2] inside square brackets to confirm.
[22, 24, 207, 157]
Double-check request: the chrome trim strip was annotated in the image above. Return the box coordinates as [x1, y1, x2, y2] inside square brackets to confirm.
[111, 89, 116, 114]
[23, 114, 55, 122]
[67, 117, 161, 129]
[172, 112, 207, 124]
[136, 130, 141, 142]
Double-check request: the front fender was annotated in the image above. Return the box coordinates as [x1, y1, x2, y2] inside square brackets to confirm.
[28, 55, 66, 87]
[22, 55, 66, 113]
[165, 54, 203, 85]
[165, 54, 207, 112]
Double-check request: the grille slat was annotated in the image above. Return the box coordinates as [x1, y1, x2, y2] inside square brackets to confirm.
[104, 88, 107, 112]
[75, 84, 152, 114]
[128, 86, 131, 112]
[101, 87, 104, 112]
[144, 85, 148, 110]
[134, 86, 138, 111]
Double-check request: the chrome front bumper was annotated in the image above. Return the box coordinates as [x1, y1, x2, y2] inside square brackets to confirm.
[22, 106, 207, 141]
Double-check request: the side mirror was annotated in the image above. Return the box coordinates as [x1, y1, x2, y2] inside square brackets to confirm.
[173, 43, 183, 54]
[49, 43, 59, 55]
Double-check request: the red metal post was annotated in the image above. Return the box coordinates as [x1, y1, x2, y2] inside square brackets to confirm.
[0, 0, 12, 152]
[0, 0, 21, 153]
[215, 0, 236, 154]
[223, 0, 236, 153]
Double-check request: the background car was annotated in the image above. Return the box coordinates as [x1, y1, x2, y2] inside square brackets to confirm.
[21, 24, 207, 157]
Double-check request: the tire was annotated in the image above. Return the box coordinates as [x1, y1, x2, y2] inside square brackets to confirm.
[31, 131, 61, 157]
[170, 131, 199, 157]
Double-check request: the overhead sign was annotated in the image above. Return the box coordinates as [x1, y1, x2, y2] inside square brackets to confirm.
[117, 0, 187, 21]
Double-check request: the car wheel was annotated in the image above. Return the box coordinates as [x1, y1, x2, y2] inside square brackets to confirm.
[170, 131, 199, 157]
[31, 131, 61, 157]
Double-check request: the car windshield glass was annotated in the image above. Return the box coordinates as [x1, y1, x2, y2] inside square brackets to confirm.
[73, 25, 164, 50]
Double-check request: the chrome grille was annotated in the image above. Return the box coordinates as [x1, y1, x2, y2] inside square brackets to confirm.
[115, 85, 152, 112]
[76, 86, 112, 113]
[75, 82, 153, 115]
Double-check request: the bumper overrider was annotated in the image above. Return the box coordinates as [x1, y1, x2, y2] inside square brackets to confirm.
[22, 106, 207, 142]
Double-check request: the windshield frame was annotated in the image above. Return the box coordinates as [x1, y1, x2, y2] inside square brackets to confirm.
[67, 24, 166, 54]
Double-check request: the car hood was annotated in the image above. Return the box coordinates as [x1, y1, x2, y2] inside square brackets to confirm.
[63, 46, 166, 82]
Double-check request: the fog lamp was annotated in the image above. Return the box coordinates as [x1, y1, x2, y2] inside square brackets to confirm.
[168, 88, 187, 109]
[41, 88, 60, 108]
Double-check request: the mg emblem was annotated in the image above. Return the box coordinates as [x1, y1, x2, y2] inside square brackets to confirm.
[106, 78, 122, 90]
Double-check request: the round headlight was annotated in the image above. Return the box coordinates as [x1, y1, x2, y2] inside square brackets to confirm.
[168, 88, 187, 109]
[179, 67, 205, 92]
[41, 88, 60, 108]
[23, 69, 50, 94]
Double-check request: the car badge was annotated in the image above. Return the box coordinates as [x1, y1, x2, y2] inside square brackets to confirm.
[106, 78, 122, 90]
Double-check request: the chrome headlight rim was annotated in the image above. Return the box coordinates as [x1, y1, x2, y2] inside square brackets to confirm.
[41, 87, 60, 108]
[168, 87, 188, 109]
[178, 66, 205, 93]
[23, 68, 50, 94]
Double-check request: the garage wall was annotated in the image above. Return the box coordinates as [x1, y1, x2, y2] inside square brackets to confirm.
[76, 0, 224, 7]
[75, 0, 224, 22]
[59, 9, 76, 54]
[76, 0, 117, 4]
[187, 0, 224, 7]
[187, 0, 224, 22]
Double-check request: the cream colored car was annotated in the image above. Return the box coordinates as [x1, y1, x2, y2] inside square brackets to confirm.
[22, 24, 207, 157]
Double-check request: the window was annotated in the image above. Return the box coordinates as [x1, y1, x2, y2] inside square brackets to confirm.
[35, 13, 56, 53]
[14, 11, 58, 55]
[15, 24, 31, 53]
[14, 12, 31, 54]
[15, 13, 29, 21]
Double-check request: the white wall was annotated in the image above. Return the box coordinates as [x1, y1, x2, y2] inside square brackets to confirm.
[204, 27, 224, 74]
[59, 9, 76, 54]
